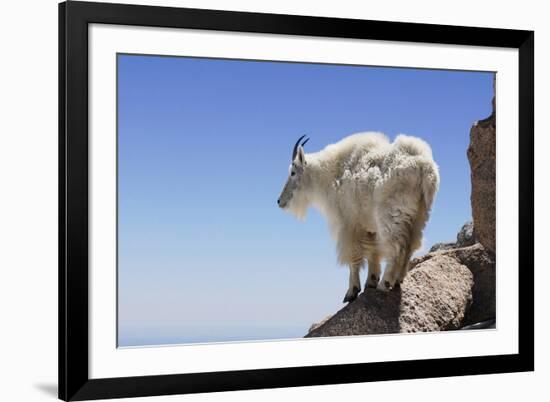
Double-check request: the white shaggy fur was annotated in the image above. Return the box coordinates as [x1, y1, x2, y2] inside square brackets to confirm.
[278, 132, 439, 302]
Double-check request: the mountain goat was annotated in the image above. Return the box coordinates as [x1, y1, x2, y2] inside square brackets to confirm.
[277, 132, 439, 303]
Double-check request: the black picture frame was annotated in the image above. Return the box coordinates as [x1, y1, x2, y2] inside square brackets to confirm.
[59, 1, 534, 400]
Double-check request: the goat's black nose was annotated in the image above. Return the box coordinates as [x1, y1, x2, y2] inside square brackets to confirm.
[277, 198, 280, 205]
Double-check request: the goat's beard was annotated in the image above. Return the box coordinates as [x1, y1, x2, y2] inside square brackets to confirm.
[286, 190, 310, 221]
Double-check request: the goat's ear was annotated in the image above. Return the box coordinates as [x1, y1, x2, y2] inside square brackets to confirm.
[295, 146, 306, 166]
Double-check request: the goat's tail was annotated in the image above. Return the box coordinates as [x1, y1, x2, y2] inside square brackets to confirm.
[421, 161, 440, 213]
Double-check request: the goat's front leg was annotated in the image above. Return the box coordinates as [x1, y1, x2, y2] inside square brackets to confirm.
[338, 233, 364, 303]
[377, 256, 402, 291]
[343, 263, 361, 303]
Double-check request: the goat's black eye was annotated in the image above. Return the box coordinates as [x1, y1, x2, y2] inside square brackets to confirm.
[291, 171, 296, 176]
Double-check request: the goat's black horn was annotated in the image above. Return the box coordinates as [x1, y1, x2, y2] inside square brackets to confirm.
[301, 137, 310, 147]
[292, 134, 307, 160]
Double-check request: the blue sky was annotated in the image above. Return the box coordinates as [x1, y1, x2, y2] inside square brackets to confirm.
[117, 54, 494, 347]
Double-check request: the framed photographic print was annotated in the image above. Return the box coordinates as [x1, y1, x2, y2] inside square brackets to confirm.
[59, 1, 534, 400]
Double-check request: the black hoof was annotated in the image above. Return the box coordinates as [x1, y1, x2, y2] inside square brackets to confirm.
[366, 274, 379, 288]
[343, 286, 360, 303]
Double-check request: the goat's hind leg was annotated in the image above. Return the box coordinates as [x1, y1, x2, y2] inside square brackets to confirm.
[377, 255, 404, 291]
[395, 204, 429, 288]
[393, 258, 408, 288]
[376, 212, 415, 292]
[394, 243, 416, 287]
